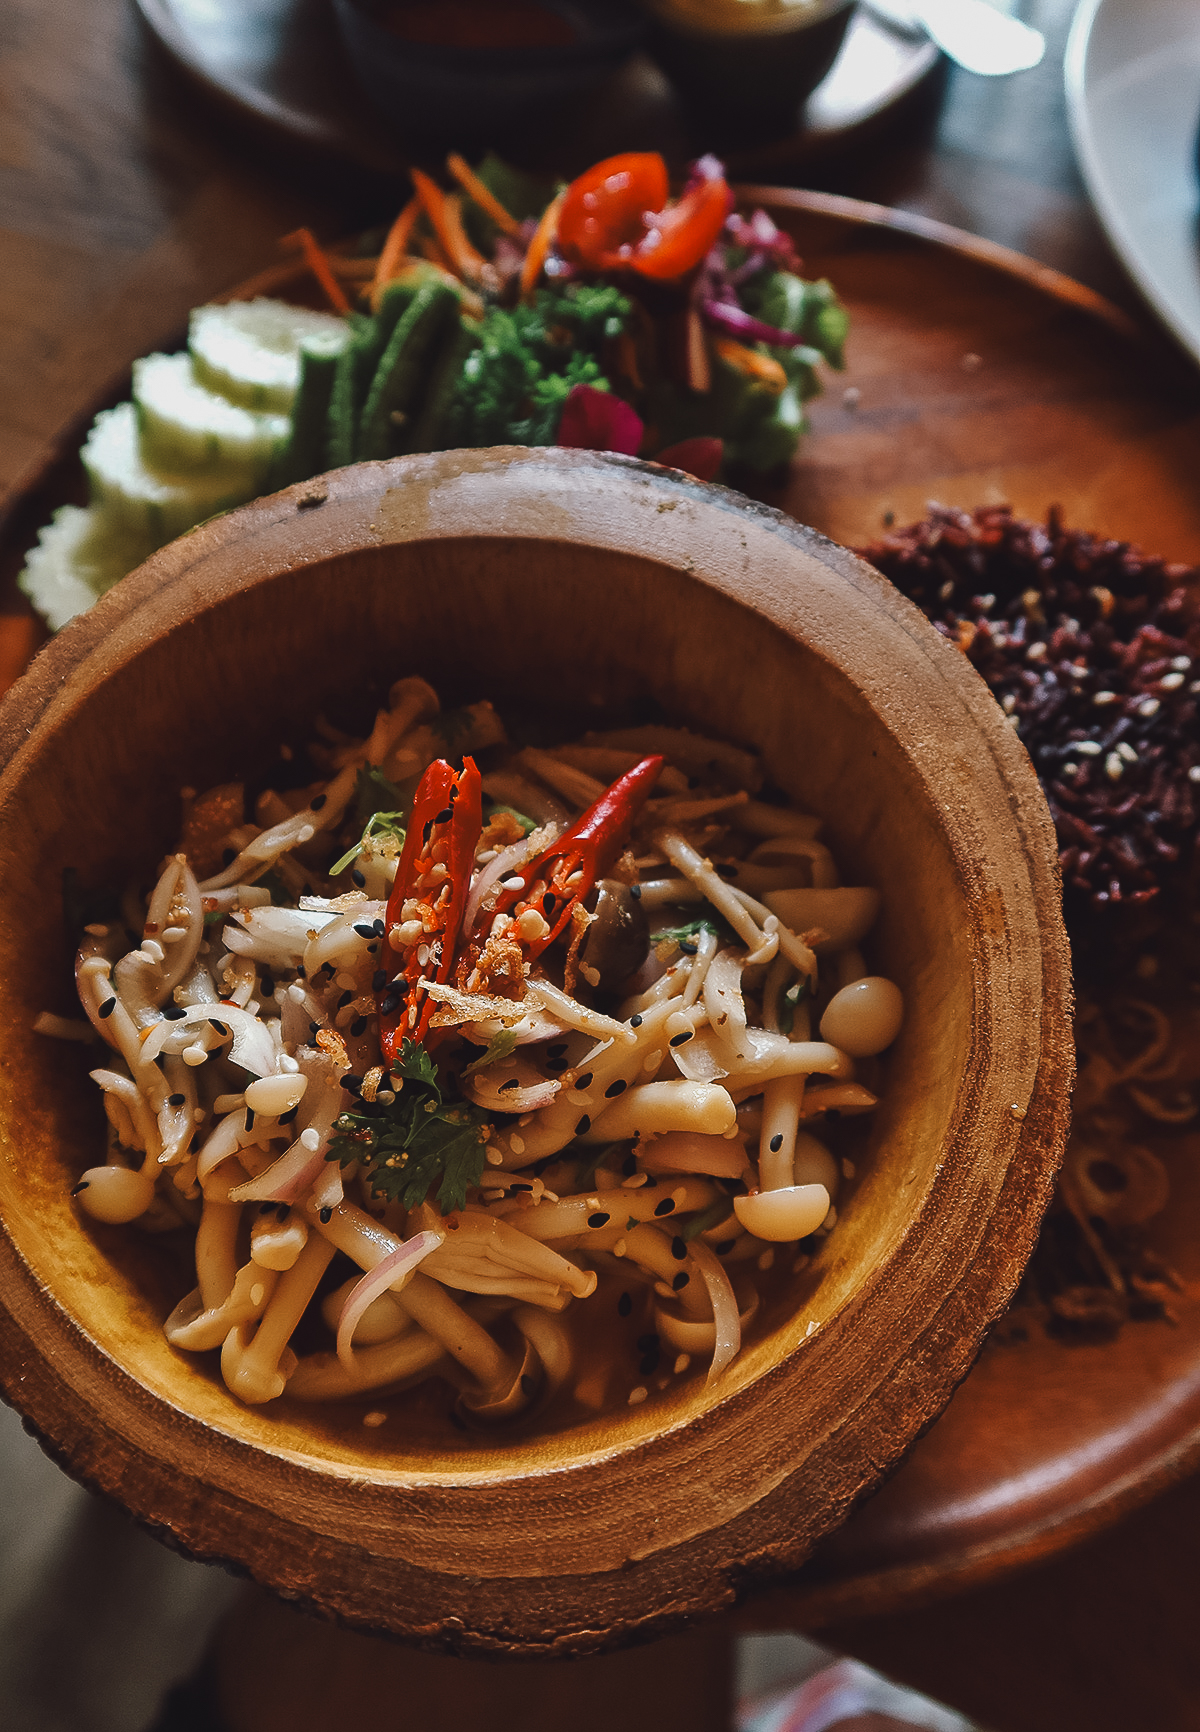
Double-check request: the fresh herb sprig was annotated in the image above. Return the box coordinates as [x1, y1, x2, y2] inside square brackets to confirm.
[328, 1039, 490, 1214]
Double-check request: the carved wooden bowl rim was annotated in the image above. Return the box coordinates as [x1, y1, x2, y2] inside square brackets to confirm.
[0, 447, 1073, 1655]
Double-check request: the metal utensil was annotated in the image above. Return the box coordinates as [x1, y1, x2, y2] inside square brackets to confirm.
[867, 0, 1045, 76]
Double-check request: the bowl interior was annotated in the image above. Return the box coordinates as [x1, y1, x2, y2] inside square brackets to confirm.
[2, 533, 972, 1472]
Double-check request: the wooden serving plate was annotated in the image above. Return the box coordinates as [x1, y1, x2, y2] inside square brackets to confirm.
[0, 447, 1071, 1653]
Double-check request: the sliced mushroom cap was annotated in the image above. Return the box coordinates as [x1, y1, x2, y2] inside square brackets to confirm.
[579, 878, 649, 988]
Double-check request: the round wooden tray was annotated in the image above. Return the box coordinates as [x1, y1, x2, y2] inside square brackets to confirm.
[132, 0, 940, 179]
[3, 189, 1199, 1627]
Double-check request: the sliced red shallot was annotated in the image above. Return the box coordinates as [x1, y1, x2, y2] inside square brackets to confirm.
[336, 1230, 444, 1370]
[462, 824, 558, 939]
[687, 1238, 742, 1382]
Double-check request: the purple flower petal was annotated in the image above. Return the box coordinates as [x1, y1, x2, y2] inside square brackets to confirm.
[556, 384, 644, 456]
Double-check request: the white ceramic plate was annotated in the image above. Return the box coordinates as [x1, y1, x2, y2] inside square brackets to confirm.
[1065, 0, 1200, 364]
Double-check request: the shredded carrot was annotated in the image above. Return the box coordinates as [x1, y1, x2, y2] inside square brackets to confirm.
[713, 337, 787, 393]
[371, 196, 421, 306]
[411, 169, 487, 285]
[280, 228, 351, 314]
[685, 306, 711, 395]
[446, 153, 522, 238]
[417, 232, 454, 274]
[520, 188, 564, 297]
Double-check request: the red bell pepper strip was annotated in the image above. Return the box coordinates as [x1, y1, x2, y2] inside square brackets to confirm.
[377, 756, 482, 1061]
[467, 754, 663, 969]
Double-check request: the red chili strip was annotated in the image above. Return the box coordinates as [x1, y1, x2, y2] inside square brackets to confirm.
[377, 756, 482, 1060]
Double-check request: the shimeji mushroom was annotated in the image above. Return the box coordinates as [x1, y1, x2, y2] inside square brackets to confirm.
[74, 1069, 162, 1225]
[221, 1233, 336, 1404]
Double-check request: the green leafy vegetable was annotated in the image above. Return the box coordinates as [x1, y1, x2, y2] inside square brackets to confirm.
[461, 1029, 518, 1076]
[682, 1200, 731, 1242]
[486, 802, 537, 836]
[778, 974, 812, 1036]
[330, 806, 406, 878]
[327, 1038, 490, 1214]
[446, 283, 631, 449]
[651, 915, 733, 953]
[352, 764, 404, 831]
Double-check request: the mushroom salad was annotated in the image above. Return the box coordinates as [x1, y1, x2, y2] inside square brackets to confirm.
[59, 677, 902, 1426]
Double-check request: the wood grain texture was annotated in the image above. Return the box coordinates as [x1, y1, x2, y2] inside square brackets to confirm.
[0, 448, 1071, 1652]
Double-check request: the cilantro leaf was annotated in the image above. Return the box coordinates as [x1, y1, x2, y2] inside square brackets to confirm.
[778, 974, 812, 1036]
[329, 806, 406, 878]
[327, 1038, 490, 1214]
[651, 915, 733, 953]
[352, 764, 404, 831]
[462, 1029, 518, 1076]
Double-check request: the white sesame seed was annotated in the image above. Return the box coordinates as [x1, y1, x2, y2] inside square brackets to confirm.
[1001, 693, 1016, 713]
[300, 1128, 320, 1151]
[1074, 740, 1101, 755]
[674, 1353, 691, 1375]
[1189, 766, 1200, 783]
[1138, 697, 1160, 718]
[1093, 690, 1117, 706]
[1105, 753, 1123, 781]
[84, 923, 109, 938]
[1169, 655, 1190, 670]
[1026, 641, 1046, 661]
[500, 875, 526, 892]
[1117, 742, 1138, 763]
[1160, 671, 1185, 690]
[627, 1386, 648, 1405]
[362, 1411, 387, 1428]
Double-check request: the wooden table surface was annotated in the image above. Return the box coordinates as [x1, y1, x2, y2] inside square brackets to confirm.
[4, 2, 1200, 1728]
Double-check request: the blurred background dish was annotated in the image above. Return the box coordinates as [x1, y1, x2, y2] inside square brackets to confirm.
[1065, 0, 1200, 364]
[640, 0, 855, 144]
[330, 0, 645, 150]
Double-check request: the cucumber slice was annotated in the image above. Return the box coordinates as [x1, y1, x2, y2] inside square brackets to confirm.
[270, 329, 347, 489]
[18, 505, 149, 631]
[133, 351, 288, 477]
[189, 298, 350, 414]
[82, 403, 260, 547]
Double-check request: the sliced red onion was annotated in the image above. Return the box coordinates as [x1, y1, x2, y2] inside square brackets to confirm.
[465, 1073, 561, 1113]
[700, 298, 814, 353]
[227, 1135, 325, 1203]
[687, 1238, 741, 1382]
[462, 828, 552, 940]
[336, 1230, 444, 1369]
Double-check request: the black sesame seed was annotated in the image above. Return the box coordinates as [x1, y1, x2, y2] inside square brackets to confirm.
[499, 1078, 521, 1092]
[547, 1043, 567, 1058]
[259, 1202, 274, 1215]
[71, 1181, 89, 1195]
[630, 1013, 643, 1028]
[510, 1181, 532, 1192]
[520, 1373, 537, 1397]
[167, 1093, 185, 1106]
[342, 1074, 363, 1094]
[545, 1058, 568, 1074]
[671, 1235, 686, 1260]
[98, 998, 116, 1019]
[380, 992, 402, 1016]
[770, 1133, 784, 1153]
[654, 1197, 675, 1216]
[163, 1006, 186, 1021]
[576, 1114, 591, 1135]
[352, 921, 375, 938]
[679, 939, 698, 955]
[279, 1106, 298, 1125]
[350, 1017, 368, 1038]
[319, 1206, 333, 1223]
[606, 1078, 628, 1098]
[672, 1272, 689, 1291]
[669, 1030, 694, 1047]
[372, 970, 388, 993]
[309, 1021, 320, 1036]
[261, 976, 276, 998]
[311, 793, 328, 811]
[351, 868, 366, 888]
[542, 893, 555, 916]
[588, 1212, 610, 1228]
[618, 1291, 633, 1317]
[575, 1071, 593, 1090]
[629, 883, 641, 900]
[636, 1332, 659, 1351]
[338, 990, 354, 1008]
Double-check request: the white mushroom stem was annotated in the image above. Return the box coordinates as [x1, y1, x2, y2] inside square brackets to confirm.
[78, 958, 168, 1110]
[114, 855, 203, 1023]
[655, 829, 774, 962]
[164, 1261, 279, 1353]
[157, 1055, 196, 1166]
[682, 925, 720, 1008]
[758, 1073, 807, 1190]
[581, 1079, 736, 1142]
[502, 1175, 717, 1246]
[312, 1201, 517, 1395]
[221, 1233, 336, 1404]
[488, 994, 687, 1168]
[511, 1304, 573, 1402]
[199, 752, 363, 892]
[285, 1330, 446, 1401]
[196, 1163, 244, 1308]
[89, 1069, 161, 1172]
[418, 1206, 596, 1300]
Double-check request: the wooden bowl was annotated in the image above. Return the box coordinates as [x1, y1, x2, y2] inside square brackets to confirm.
[0, 447, 1072, 1655]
